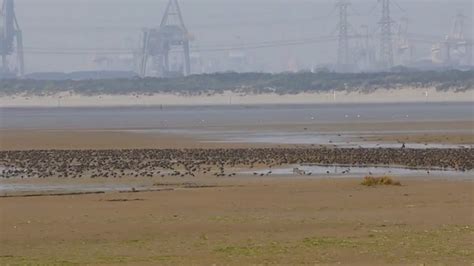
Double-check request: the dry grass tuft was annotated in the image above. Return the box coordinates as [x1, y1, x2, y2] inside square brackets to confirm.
[361, 176, 401, 187]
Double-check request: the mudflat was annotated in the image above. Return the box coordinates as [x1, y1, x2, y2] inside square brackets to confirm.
[1, 177, 473, 265]
[1, 110, 473, 265]
[1, 120, 473, 150]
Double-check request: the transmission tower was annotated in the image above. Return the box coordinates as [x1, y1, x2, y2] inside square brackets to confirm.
[336, 0, 351, 71]
[140, 0, 192, 77]
[0, 0, 24, 78]
[378, 0, 394, 69]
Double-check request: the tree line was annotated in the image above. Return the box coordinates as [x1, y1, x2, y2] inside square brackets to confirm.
[0, 70, 472, 96]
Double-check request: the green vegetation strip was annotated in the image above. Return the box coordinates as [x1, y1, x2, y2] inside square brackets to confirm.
[1, 70, 472, 96]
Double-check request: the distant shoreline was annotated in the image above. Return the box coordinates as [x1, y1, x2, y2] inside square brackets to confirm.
[1, 87, 472, 108]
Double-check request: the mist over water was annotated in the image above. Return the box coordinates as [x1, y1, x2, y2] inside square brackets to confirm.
[15, 0, 473, 73]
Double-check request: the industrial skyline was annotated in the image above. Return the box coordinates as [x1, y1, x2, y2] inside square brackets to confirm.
[3, 0, 473, 77]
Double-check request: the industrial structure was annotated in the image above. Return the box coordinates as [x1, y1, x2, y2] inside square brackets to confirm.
[139, 0, 192, 78]
[431, 12, 472, 67]
[378, 0, 394, 69]
[0, 0, 23, 78]
[336, 0, 351, 71]
[1, 0, 472, 77]
[395, 17, 415, 65]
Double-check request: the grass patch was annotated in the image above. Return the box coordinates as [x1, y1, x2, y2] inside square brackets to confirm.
[361, 176, 401, 187]
[215, 245, 266, 257]
[215, 242, 289, 258]
[362, 225, 474, 263]
[2, 225, 471, 264]
[0, 256, 80, 265]
[302, 237, 358, 248]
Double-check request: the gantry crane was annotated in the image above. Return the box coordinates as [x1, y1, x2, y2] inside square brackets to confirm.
[0, 0, 23, 77]
[139, 0, 192, 78]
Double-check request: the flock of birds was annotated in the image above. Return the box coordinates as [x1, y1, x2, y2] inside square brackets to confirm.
[1, 148, 472, 179]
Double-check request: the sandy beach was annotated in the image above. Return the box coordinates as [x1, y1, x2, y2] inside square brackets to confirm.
[0, 0, 473, 263]
[1, 103, 473, 265]
[1, 87, 473, 108]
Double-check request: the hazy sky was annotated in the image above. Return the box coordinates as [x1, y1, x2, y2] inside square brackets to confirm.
[13, 0, 474, 73]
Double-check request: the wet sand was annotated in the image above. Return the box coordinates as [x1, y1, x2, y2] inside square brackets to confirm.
[0, 129, 201, 150]
[1, 120, 473, 150]
[363, 133, 474, 145]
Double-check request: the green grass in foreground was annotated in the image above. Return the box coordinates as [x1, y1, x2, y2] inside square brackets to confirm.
[1, 225, 472, 265]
